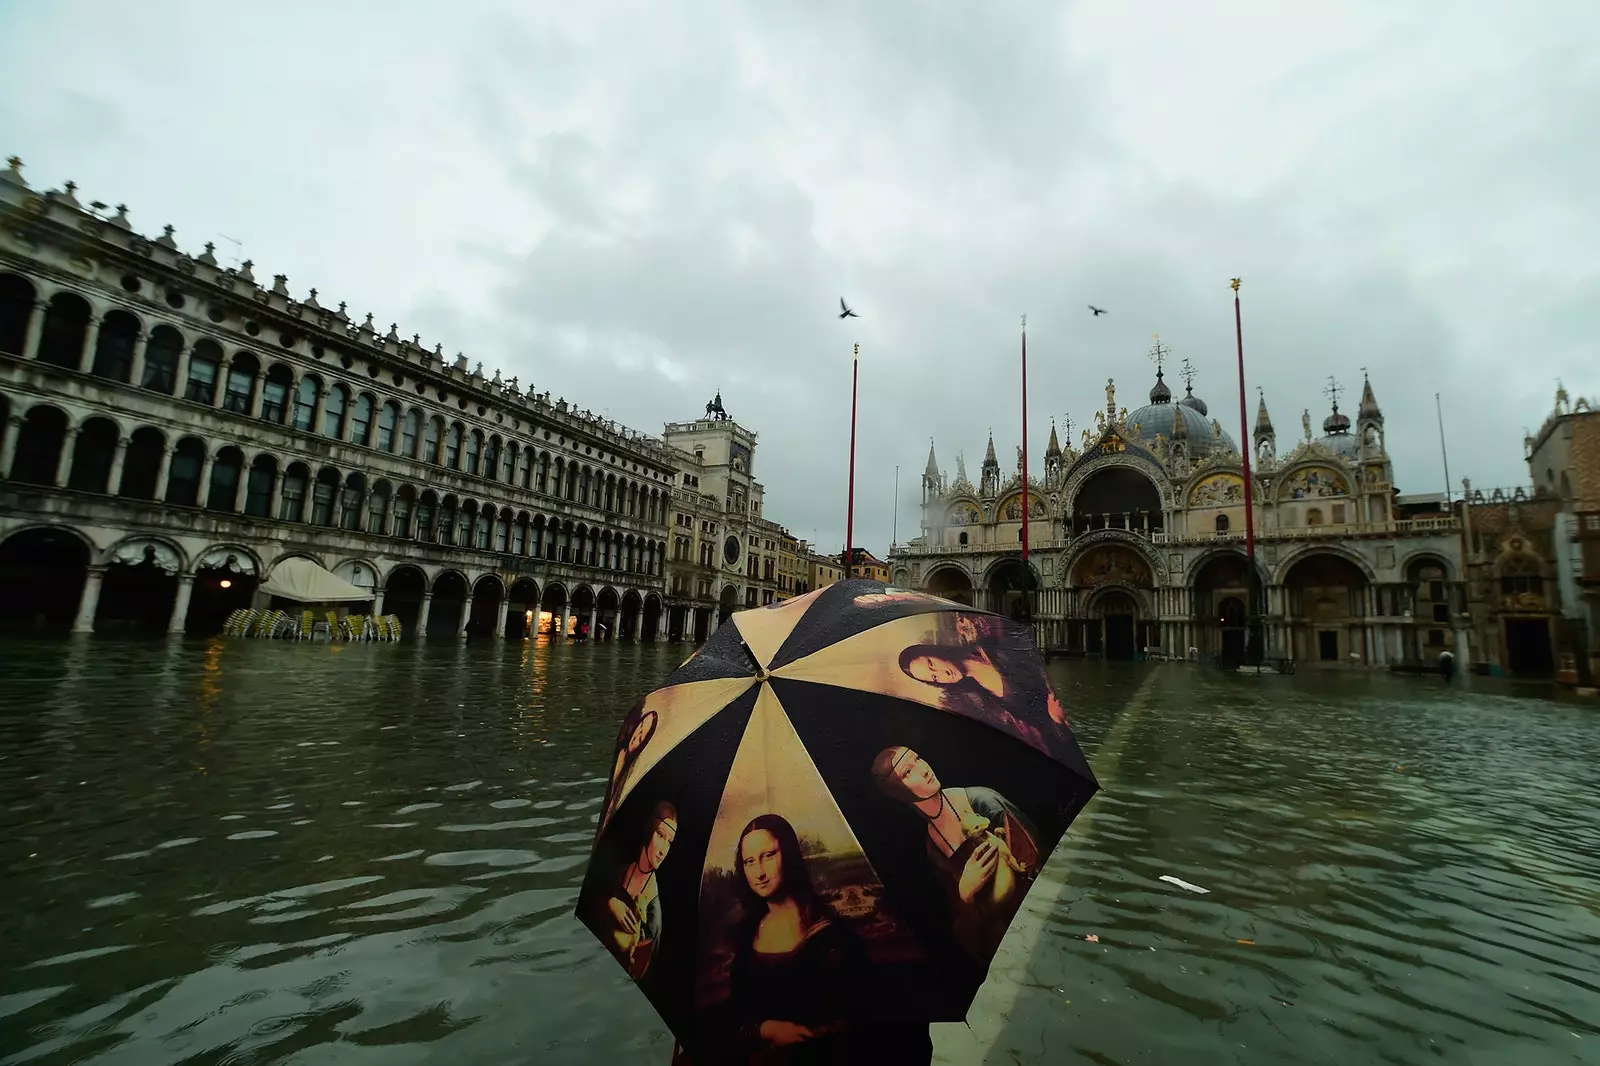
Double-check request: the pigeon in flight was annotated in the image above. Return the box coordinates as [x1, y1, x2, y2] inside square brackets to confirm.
[839, 298, 859, 319]
[1089, 305, 1108, 317]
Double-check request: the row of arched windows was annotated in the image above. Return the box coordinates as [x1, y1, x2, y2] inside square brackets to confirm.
[0, 272, 671, 526]
[1, 398, 669, 577]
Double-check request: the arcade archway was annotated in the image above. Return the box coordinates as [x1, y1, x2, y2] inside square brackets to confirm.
[925, 566, 974, 606]
[187, 548, 258, 636]
[385, 566, 428, 637]
[97, 539, 182, 633]
[642, 594, 662, 642]
[1283, 551, 1370, 664]
[571, 585, 596, 640]
[468, 575, 503, 638]
[506, 578, 539, 640]
[429, 572, 469, 638]
[1067, 467, 1164, 537]
[1088, 588, 1142, 660]
[718, 584, 738, 626]
[1191, 551, 1260, 664]
[985, 559, 1038, 621]
[596, 587, 619, 641]
[621, 590, 643, 639]
[0, 527, 88, 633]
[540, 583, 569, 638]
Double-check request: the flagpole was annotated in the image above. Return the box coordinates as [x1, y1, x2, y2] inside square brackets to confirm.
[1231, 278, 1261, 666]
[1020, 314, 1031, 624]
[845, 342, 859, 579]
[1435, 392, 1452, 506]
[892, 464, 900, 552]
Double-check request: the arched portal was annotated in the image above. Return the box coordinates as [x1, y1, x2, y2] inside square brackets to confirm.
[0, 527, 89, 633]
[1283, 552, 1370, 664]
[925, 566, 974, 606]
[385, 565, 428, 636]
[1191, 551, 1261, 665]
[506, 577, 539, 640]
[984, 559, 1038, 621]
[620, 590, 643, 640]
[1090, 588, 1141, 660]
[187, 548, 258, 636]
[571, 585, 596, 639]
[429, 571, 469, 638]
[540, 582, 569, 638]
[10, 405, 68, 485]
[1068, 467, 1164, 537]
[468, 575, 504, 638]
[718, 583, 738, 626]
[642, 594, 662, 642]
[97, 539, 182, 633]
[596, 586, 620, 641]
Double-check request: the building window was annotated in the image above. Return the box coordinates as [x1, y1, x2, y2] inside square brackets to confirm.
[222, 357, 256, 413]
[1215, 514, 1229, 533]
[424, 418, 442, 464]
[376, 402, 399, 452]
[185, 349, 219, 404]
[466, 431, 481, 475]
[1332, 503, 1346, 524]
[311, 474, 338, 526]
[350, 394, 374, 447]
[279, 467, 307, 521]
[958, 531, 968, 546]
[292, 377, 318, 431]
[391, 494, 413, 538]
[445, 425, 462, 469]
[401, 410, 421, 457]
[323, 386, 349, 438]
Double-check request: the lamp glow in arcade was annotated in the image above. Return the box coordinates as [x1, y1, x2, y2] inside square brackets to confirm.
[219, 579, 233, 589]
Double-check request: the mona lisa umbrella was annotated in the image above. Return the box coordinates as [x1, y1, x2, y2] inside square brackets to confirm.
[576, 579, 1098, 1063]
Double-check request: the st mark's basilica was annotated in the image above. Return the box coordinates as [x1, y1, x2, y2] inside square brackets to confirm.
[889, 349, 1466, 666]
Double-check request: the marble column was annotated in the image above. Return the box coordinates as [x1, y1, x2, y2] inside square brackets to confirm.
[198, 451, 216, 507]
[588, 607, 598, 640]
[371, 587, 386, 617]
[72, 567, 106, 634]
[55, 426, 79, 486]
[248, 374, 265, 419]
[558, 604, 571, 639]
[129, 331, 149, 389]
[0, 414, 23, 478]
[417, 592, 433, 638]
[81, 317, 103, 373]
[269, 468, 285, 521]
[107, 437, 129, 496]
[167, 574, 195, 635]
[23, 300, 47, 360]
[459, 595, 474, 639]
[174, 344, 194, 396]
[154, 447, 174, 502]
[494, 599, 508, 639]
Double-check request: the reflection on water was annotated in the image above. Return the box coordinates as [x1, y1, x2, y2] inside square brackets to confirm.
[1, 639, 1597, 1065]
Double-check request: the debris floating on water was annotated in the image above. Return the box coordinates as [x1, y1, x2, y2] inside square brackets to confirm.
[1159, 875, 1210, 894]
[1085, 934, 1100, 943]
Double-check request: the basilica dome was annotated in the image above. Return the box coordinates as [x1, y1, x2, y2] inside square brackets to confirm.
[1124, 371, 1237, 457]
[1316, 406, 1357, 458]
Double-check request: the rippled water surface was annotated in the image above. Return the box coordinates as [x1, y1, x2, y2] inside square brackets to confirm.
[2, 638, 1598, 1065]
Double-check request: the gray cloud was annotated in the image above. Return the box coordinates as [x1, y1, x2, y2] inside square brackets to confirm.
[2, 1, 1596, 556]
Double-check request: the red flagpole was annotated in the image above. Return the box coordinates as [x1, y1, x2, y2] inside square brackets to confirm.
[845, 342, 859, 578]
[1020, 315, 1030, 621]
[1232, 279, 1260, 662]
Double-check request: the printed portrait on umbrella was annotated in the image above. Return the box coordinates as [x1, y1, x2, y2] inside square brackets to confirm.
[871, 745, 1040, 964]
[591, 799, 679, 980]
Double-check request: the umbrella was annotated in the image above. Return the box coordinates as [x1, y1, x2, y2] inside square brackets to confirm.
[576, 579, 1099, 1063]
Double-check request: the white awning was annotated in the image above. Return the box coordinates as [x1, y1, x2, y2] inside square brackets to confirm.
[258, 557, 374, 603]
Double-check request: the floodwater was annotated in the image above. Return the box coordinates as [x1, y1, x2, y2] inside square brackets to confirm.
[1, 638, 1597, 1066]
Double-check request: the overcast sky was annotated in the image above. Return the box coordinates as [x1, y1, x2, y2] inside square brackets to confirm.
[3, 1, 1595, 554]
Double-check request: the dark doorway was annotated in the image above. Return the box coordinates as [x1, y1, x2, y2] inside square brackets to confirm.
[385, 566, 427, 638]
[0, 528, 88, 633]
[97, 559, 178, 633]
[1318, 630, 1339, 662]
[187, 568, 257, 636]
[1105, 614, 1136, 660]
[429, 572, 468, 638]
[1505, 618, 1554, 676]
[1218, 596, 1246, 666]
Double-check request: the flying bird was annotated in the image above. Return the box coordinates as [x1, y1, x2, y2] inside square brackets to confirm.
[1089, 305, 1108, 317]
[839, 298, 859, 319]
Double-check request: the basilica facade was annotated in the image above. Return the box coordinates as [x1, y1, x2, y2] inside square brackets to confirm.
[890, 359, 1466, 667]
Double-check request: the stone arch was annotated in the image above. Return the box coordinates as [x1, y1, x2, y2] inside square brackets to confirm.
[541, 581, 570, 638]
[0, 271, 35, 355]
[1061, 453, 1171, 515]
[9, 403, 70, 485]
[384, 564, 429, 635]
[36, 290, 92, 369]
[429, 569, 471, 638]
[166, 436, 208, 506]
[66, 415, 119, 493]
[642, 592, 662, 642]
[188, 543, 262, 635]
[91, 308, 141, 383]
[506, 576, 540, 640]
[206, 444, 246, 512]
[143, 324, 184, 395]
[468, 573, 504, 638]
[620, 588, 644, 640]
[1272, 543, 1376, 586]
[98, 534, 184, 633]
[596, 585, 620, 639]
[1063, 461, 1167, 536]
[1280, 549, 1373, 664]
[718, 582, 739, 625]
[120, 425, 166, 499]
[1399, 550, 1454, 582]
[0, 524, 93, 632]
[923, 563, 975, 604]
[329, 557, 382, 600]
